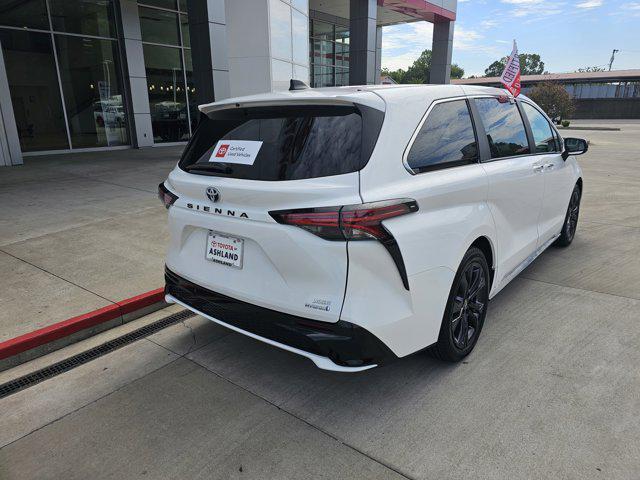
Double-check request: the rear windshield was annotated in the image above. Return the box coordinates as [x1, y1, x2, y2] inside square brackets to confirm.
[179, 104, 383, 181]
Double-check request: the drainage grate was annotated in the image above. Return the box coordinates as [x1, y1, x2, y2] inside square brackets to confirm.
[0, 309, 196, 399]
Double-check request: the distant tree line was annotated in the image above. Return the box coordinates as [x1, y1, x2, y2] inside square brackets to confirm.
[381, 49, 464, 84]
[380, 49, 581, 120]
[484, 53, 546, 76]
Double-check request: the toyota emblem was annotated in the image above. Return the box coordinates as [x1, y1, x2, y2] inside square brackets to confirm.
[206, 187, 220, 203]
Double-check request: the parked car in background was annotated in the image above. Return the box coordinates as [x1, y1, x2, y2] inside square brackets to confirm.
[159, 84, 588, 372]
[93, 101, 125, 128]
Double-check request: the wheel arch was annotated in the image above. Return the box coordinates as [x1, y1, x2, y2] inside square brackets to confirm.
[469, 235, 495, 289]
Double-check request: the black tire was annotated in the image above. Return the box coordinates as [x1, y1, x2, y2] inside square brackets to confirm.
[428, 247, 490, 362]
[555, 183, 581, 247]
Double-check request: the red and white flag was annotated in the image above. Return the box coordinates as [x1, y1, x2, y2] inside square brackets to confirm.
[500, 40, 521, 97]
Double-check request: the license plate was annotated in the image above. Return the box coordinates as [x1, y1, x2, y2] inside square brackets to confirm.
[205, 231, 244, 269]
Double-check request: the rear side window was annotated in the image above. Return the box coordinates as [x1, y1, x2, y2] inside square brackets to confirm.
[406, 99, 478, 173]
[475, 97, 530, 159]
[179, 105, 383, 181]
[522, 102, 559, 153]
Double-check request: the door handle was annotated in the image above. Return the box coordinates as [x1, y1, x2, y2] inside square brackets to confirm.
[544, 163, 555, 170]
[533, 165, 544, 173]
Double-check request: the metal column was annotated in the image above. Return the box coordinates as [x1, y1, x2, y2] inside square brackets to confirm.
[0, 39, 22, 166]
[119, 0, 154, 147]
[430, 20, 454, 84]
[187, 0, 230, 103]
[349, 0, 377, 85]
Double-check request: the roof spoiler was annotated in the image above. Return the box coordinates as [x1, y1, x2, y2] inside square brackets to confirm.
[289, 79, 309, 91]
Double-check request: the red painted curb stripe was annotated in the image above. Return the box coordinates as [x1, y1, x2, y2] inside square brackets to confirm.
[117, 287, 165, 315]
[0, 288, 166, 361]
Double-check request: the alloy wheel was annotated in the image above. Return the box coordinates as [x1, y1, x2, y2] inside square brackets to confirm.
[450, 261, 488, 351]
[565, 188, 581, 242]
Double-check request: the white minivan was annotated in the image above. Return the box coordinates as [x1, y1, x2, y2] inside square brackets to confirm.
[159, 83, 588, 372]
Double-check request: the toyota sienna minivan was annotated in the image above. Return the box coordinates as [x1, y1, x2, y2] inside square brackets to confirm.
[159, 83, 588, 372]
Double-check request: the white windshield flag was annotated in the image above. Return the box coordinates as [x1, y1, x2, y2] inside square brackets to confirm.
[500, 40, 521, 97]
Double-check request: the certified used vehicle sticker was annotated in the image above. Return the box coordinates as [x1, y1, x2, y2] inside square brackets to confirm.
[210, 140, 263, 165]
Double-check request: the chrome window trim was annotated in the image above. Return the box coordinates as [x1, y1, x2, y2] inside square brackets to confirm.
[402, 95, 480, 175]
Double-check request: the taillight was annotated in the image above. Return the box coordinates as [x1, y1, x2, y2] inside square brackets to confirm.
[269, 207, 343, 240]
[270, 199, 418, 290]
[270, 199, 417, 241]
[340, 201, 418, 241]
[158, 182, 178, 209]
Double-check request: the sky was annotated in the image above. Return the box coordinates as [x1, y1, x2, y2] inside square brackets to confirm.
[381, 0, 640, 77]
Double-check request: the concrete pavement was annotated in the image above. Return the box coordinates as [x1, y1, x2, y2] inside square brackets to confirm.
[0, 147, 180, 341]
[1, 123, 639, 479]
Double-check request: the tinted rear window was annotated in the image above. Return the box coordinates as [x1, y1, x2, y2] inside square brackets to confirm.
[179, 105, 382, 181]
[407, 99, 478, 173]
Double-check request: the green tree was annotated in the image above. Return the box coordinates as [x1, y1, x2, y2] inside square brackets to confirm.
[451, 64, 465, 79]
[381, 49, 464, 83]
[576, 66, 605, 72]
[381, 67, 406, 83]
[527, 82, 575, 122]
[484, 53, 545, 77]
[404, 49, 432, 83]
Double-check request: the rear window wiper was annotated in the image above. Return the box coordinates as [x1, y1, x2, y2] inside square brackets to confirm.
[184, 164, 233, 174]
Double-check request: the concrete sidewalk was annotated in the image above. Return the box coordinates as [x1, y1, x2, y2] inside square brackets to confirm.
[0, 147, 182, 342]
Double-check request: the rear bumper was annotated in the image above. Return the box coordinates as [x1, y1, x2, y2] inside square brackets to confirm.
[164, 268, 397, 371]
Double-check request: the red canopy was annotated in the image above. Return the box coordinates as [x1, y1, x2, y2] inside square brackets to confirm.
[378, 0, 456, 23]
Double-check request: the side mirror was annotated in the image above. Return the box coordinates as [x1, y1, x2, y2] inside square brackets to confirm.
[562, 137, 588, 160]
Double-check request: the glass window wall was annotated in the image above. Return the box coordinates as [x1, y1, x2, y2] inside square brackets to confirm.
[139, 1, 194, 143]
[0, 29, 68, 151]
[139, 0, 178, 9]
[310, 19, 349, 87]
[139, 7, 180, 46]
[49, 0, 117, 38]
[0, 0, 129, 152]
[0, 0, 49, 30]
[55, 35, 128, 148]
[143, 44, 189, 142]
[184, 49, 198, 133]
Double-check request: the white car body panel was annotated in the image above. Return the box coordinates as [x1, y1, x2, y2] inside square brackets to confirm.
[165, 169, 361, 322]
[480, 155, 545, 289]
[536, 148, 582, 248]
[162, 84, 583, 370]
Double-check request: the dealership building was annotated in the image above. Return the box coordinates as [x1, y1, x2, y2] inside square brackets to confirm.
[0, 0, 457, 166]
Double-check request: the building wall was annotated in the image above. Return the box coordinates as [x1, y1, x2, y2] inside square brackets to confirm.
[573, 98, 640, 119]
[0, 0, 458, 161]
[521, 81, 640, 119]
[226, 0, 309, 97]
[456, 79, 640, 120]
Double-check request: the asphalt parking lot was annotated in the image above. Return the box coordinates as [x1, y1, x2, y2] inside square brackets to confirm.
[1, 121, 639, 479]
